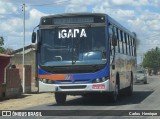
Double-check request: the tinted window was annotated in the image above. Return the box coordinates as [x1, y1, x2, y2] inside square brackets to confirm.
[40, 26, 107, 66]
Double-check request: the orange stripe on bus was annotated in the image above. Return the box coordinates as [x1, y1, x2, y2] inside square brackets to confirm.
[38, 74, 67, 80]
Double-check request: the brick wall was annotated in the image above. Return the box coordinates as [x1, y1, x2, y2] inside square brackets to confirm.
[4, 65, 31, 98]
[10, 50, 36, 82]
[15, 65, 31, 93]
[0, 55, 32, 98]
[0, 84, 6, 98]
[24, 65, 31, 93]
[5, 68, 22, 97]
[0, 55, 10, 98]
[0, 56, 10, 83]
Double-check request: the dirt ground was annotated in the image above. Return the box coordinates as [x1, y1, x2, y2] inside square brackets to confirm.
[0, 83, 78, 110]
[0, 83, 56, 110]
[0, 92, 55, 110]
[0, 92, 79, 110]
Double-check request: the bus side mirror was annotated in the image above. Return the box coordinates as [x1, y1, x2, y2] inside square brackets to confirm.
[112, 35, 117, 46]
[32, 32, 36, 43]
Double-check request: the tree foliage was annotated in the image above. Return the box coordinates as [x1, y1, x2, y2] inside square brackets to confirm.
[0, 36, 5, 53]
[0, 36, 4, 46]
[142, 47, 160, 70]
[0, 36, 13, 54]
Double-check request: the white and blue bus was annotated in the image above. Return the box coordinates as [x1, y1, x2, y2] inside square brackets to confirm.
[32, 13, 137, 104]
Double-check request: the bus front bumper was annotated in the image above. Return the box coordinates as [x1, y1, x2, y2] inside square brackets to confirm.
[39, 80, 110, 93]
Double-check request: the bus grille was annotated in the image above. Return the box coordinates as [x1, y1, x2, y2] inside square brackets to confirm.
[59, 85, 86, 89]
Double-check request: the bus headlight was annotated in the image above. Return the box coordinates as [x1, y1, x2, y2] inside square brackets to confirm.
[48, 80, 53, 84]
[39, 78, 55, 84]
[96, 78, 100, 83]
[43, 79, 48, 83]
[102, 77, 107, 82]
[92, 77, 109, 83]
[40, 79, 53, 84]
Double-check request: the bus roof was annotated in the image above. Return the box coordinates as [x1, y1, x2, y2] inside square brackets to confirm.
[40, 13, 106, 19]
[40, 13, 136, 38]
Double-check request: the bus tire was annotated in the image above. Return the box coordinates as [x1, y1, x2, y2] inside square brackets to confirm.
[126, 74, 133, 96]
[55, 92, 66, 104]
[144, 78, 147, 84]
[109, 83, 118, 102]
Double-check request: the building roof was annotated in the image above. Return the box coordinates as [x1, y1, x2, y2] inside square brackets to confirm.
[9, 44, 36, 55]
[0, 54, 11, 57]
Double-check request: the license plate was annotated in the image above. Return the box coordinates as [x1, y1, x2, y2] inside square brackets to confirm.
[92, 84, 105, 89]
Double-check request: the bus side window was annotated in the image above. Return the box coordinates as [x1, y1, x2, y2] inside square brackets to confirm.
[120, 31, 124, 54]
[109, 25, 114, 55]
[128, 35, 131, 56]
[123, 32, 127, 55]
[131, 38, 134, 56]
[132, 39, 135, 56]
[116, 28, 120, 53]
[113, 27, 118, 53]
[125, 33, 128, 55]
[133, 38, 136, 56]
[119, 30, 123, 54]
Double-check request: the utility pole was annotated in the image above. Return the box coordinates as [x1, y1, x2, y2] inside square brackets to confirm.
[22, 3, 25, 93]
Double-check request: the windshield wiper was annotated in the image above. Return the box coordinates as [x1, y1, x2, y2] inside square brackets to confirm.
[72, 35, 83, 64]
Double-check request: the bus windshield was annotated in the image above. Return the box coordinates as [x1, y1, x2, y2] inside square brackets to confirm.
[40, 26, 107, 66]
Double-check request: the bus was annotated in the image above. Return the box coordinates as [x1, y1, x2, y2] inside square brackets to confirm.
[32, 13, 137, 104]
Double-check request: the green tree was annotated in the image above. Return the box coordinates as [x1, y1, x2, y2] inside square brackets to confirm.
[0, 36, 4, 46]
[0, 36, 13, 54]
[143, 47, 160, 73]
[0, 36, 5, 53]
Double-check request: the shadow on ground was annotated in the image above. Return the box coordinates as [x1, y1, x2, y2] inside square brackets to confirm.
[48, 90, 153, 106]
[0, 94, 31, 102]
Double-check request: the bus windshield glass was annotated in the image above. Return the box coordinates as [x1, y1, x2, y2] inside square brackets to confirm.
[40, 26, 107, 66]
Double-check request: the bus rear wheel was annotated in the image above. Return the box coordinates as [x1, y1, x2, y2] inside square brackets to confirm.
[55, 92, 66, 104]
[126, 78, 133, 96]
[109, 83, 118, 102]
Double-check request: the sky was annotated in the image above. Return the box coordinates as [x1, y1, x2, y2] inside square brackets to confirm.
[0, 0, 160, 63]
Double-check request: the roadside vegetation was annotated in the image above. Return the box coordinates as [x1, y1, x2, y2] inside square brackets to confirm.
[142, 47, 160, 75]
[0, 36, 13, 54]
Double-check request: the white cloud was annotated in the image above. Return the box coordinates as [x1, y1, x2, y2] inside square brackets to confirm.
[115, 9, 135, 18]
[0, 1, 48, 49]
[92, 0, 160, 63]
[111, 0, 133, 6]
[150, 0, 160, 8]
[128, 10, 160, 33]
[91, 0, 149, 7]
[26, 9, 48, 30]
[127, 10, 160, 55]
[0, 1, 18, 14]
[111, 0, 149, 6]
[0, 0, 160, 59]
[0, 18, 23, 32]
[65, 0, 100, 12]
[68, 0, 99, 6]
[65, 4, 87, 13]
[93, 6, 135, 20]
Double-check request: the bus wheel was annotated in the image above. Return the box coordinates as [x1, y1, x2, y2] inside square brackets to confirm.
[144, 78, 147, 84]
[55, 92, 66, 104]
[126, 79, 133, 96]
[109, 83, 118, 102]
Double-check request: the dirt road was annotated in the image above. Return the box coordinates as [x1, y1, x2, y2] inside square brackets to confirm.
[0, 93, 54, 110]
